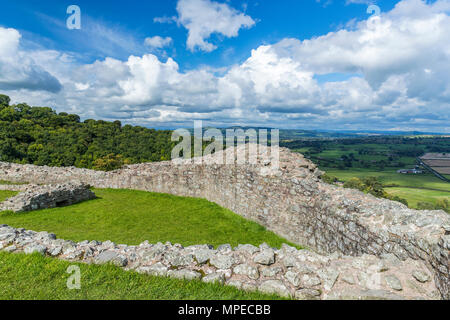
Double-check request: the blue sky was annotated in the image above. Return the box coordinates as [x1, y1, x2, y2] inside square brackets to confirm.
[0, 0, 449, 132]
[1, 0, 397, 69]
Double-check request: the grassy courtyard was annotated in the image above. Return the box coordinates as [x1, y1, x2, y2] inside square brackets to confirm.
[0, 188, 296, 300]
[0, 252, 286, 300]
[0, 188, 296, 248]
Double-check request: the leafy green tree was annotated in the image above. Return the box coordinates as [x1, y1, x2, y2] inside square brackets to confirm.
[386, 195, 408, 206]
[362, 176, 385, 197]
[0, 94, 174, 170]
[321, 174, 338, 184]
[93, 154, 126, 171]
[435, 199, 450, 213]
[343, 177, 364, 191]
[417, 202, 436, 210]
[0, 94, 10, 107]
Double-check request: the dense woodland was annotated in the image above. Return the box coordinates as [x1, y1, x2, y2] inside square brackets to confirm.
[0, 94, 174, 171]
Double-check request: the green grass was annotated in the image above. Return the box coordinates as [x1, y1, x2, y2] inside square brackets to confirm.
[0, 188, 297, 248]
[323, 168, 450, 210]
[0, 180, 28, 185]
[323, 168, 450, 192]
[296, 143, 422, 167]
[0, 252, 286, 300]
[0, 190, 18, 202]
[385, 187, 450, 208]
[291, 138, 450, 211]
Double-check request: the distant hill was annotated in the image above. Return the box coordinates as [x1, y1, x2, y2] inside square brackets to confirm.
[188, 126, 447, 141]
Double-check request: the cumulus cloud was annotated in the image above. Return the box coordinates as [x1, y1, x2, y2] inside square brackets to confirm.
[0, 28, 62, 93]
[269, 0, 450, 102]
[1, 0, 450, 132]
[175, 0, 255, 52]
[144, 36, 173, 49]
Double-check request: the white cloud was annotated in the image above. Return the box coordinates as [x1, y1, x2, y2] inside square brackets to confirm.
[144, 36, 173, 49]
[175, 0, 255, 52]
[0, 27, 62, 93]
[1, 0, 450, 132]
[153, 16, 178, 24]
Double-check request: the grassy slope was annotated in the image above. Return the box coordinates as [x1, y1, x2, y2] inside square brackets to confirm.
[0, 188, 297, 248]
[0, 190, 18, 202]
[0, 252, 286, 300]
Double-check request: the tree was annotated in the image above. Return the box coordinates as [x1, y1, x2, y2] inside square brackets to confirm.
[362, 176, 385, 197]
[436, 199, 450, 213]
[343, 178, 364, 191]
[93, 154, 125, 171]
[0, 94, 10, 107]
[0, 94, 174, 169]
[321, 174, 338, 184]
[417, 202, 436, 210]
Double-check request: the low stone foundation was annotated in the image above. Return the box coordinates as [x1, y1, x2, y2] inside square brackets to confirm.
[0, 225, 441, 300]
[0, 183, 96, 212]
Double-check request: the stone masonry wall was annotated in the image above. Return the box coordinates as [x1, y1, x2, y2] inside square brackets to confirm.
[0, 145, 448, 299]
[0, 225, 441, 300]
[0, 183, 96, 212]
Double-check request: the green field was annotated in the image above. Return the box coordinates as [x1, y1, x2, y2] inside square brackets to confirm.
[285, 136, 450, 172]
[0, 188, 296, 248]
[284, 136, 450, 210]
[323, 169, 450, 192]
[0, 190, 17, 202]
[290, 141, 424, 170]
[0, 252, 285, 300]
[323, 168, 450, 209]
[384, 187, 450, 208]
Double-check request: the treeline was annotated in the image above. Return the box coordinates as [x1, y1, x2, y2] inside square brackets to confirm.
[0, 94, 174, 171]
[281, 136, 450, 154]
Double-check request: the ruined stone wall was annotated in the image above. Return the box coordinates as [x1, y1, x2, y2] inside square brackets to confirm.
[0, 224, 441, 300]
[0, 145, 448, 299]
[0, 183, 96, 212]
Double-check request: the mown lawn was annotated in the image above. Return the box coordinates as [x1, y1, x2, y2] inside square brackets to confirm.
[0, 190, 18, 202]
[0, 252, 286, 300]
[0, 188, 297, 248]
